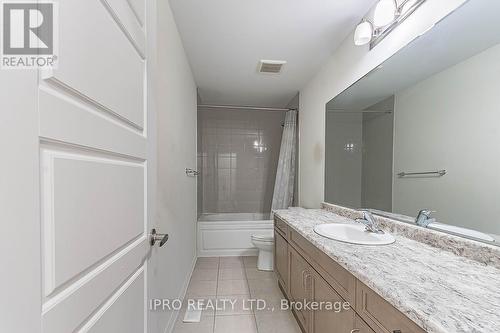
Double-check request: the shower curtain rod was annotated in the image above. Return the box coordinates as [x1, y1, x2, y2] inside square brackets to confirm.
[198, 104, 297, 112]
[326, 109, 392, 114]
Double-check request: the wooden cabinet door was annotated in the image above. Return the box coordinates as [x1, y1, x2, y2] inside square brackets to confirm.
[275, 228, 289, 290]
[353, 315, 376, 333]
[356, 281, 426, 333]
[311, 271, 356, 333]
[289, 246, 313, 332]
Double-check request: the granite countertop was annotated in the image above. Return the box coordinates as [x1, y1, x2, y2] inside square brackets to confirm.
[273, 207, 500, 333]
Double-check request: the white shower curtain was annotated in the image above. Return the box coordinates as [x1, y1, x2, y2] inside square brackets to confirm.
[271, 110, 297, 215]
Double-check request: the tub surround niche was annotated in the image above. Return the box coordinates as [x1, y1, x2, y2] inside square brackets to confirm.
[273, 206, 500, 333]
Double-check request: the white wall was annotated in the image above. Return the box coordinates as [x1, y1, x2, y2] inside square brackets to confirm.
[287, 93, 300, 206]
[393, 43, 500, 235]
[361, 97, 394, 211]
[298, 0, 466, 208]
[324, 97, 393, 211]
[149, 1, 198, 332]
[325, 113, 363, 207]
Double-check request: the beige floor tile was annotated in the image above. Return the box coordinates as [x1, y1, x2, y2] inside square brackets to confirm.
[220, 256, 243, 262]
[218, 267, 246, 280]
[215, 295, 254, 316]
[245, 267, 277, 280]
[248, 278, 281, 296]
[180, 297, 217, 316]
[195, 257, 219, 269]
[249, 286, 287, 307]
[247, 282, 288, 315]
[242, 256, 258, 268]
[255, 311, 302, 333]
[214, 314, 257, 333]
[217, 279, 249, 296]
[191, 268, 219, 281]
[253, 296, 290, 315]
[219, 257, 244, 269]
[186, 280, 217, 297]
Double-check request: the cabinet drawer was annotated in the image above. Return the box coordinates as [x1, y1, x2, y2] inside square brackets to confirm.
[290, 229, 355, 304]
[274, 216, 288, 236]
[355, 281, 425, 333]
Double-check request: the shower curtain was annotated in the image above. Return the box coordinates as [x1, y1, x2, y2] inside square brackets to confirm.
[271, 110, 297, 215]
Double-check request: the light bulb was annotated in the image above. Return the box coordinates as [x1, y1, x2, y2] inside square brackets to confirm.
[354, 21, 373, 46]
[374, 0, 397, 27]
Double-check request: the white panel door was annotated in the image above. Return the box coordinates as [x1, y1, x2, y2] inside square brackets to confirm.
[1, 1, 157, 332]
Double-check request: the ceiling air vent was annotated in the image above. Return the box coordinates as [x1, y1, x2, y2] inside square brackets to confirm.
[258, 60, 286, 74]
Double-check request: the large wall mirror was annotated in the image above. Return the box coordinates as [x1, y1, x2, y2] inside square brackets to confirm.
[325, 0, 500, 246]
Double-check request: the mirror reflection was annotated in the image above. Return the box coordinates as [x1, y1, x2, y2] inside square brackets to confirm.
[325, 0, 500, 245]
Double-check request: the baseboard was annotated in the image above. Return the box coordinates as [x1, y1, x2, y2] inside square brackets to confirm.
[197, 220, 273, 257]
[163, 254, 197, 333]
[198, 248, 259, 257]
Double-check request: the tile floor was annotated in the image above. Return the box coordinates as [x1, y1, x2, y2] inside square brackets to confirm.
[173, 256, 302, 333]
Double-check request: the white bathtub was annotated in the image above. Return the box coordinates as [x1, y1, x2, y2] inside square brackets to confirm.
[198, 212, 271, 222]
[197, 213, 274, 257]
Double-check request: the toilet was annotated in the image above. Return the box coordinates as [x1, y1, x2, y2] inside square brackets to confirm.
[251, 233, 274, 271]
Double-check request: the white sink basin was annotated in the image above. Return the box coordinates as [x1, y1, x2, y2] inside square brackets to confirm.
[314, 223, 395, 245]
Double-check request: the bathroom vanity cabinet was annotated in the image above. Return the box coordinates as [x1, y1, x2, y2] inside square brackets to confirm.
[274, 216, 425, 333]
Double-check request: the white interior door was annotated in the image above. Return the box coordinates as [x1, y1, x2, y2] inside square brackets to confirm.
[1, 0, 156, 332]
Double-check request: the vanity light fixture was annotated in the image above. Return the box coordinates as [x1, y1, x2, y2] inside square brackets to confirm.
[354, 20, 373, 46]
[374, 0, 397, 27]
[354, 0, 427, 48]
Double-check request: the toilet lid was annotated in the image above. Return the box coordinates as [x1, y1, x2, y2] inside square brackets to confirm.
[251, 234, 274, 242]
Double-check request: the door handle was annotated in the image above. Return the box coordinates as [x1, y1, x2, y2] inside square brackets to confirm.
[185, 168, 199, 176]
[304, 272, 312, 294]
[149, 228, 169, 247]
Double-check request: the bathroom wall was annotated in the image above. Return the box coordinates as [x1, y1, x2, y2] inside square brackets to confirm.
[198, 107, 285, 215]
[393, 43, 500, 235]
[287, 93, 300, 206]
[325, 112, 363, 207]
[361, 97, 394, 211]
[324, 97, 393, 211]
[298, 0, 467, 208]
[197, 93, 203, 218]
[151, 0, 198, 331]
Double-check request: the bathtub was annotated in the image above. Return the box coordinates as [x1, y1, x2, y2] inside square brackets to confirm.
[197, 213, 274, 257]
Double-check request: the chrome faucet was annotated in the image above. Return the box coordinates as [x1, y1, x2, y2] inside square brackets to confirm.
[356, 210, 383, 233]
[415, 209, 436, 227]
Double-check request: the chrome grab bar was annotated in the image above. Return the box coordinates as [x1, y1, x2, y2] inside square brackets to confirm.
[397, 170, 446, 177]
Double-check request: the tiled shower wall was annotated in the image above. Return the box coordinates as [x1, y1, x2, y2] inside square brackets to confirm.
[198, 107, 285, 215]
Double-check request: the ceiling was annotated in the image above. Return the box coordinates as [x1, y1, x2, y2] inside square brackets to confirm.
[169, 0, 378, 108]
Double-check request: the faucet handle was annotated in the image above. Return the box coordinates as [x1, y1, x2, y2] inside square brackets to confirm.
[356, 210, 382, 233]
[416, 209, 437, 227]
[418, 209, 436, 217]
[358, 209, 373, 220]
